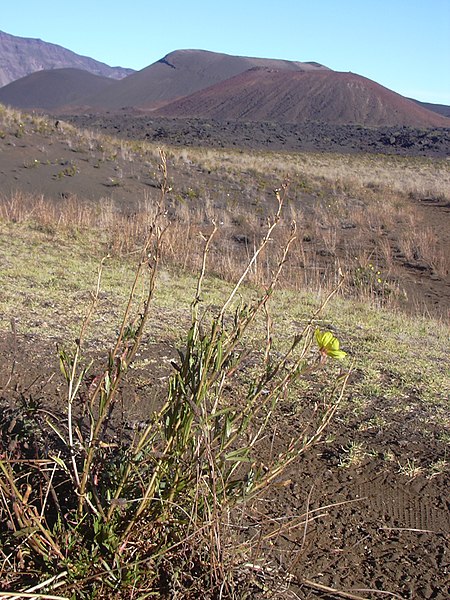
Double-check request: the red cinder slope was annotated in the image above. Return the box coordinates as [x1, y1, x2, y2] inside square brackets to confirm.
[155, 68, 450, 127]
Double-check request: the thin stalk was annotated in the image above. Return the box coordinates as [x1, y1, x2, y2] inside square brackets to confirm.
[249, 367, 352, 496]
[78, 151, 169, 515]
[0, 462, 64, 560]
[77, 228, 163, 516]
[218, 188, 285, 321]
[67, 256, 107, 488]
[191, 223, 218, 327]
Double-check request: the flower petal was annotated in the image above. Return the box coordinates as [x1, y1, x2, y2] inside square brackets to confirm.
[328, 349, 347, 360]
[321, 331, 334, 348]
[329, 337, 340, 351]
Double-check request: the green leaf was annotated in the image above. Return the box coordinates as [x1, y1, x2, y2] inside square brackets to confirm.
[50, 454, 70, 473]
[215, 338, 223, 371]
[225, 447, 251, 462]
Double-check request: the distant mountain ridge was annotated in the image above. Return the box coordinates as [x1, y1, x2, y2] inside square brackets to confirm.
[0, 32, 448, 129]
[409, 99, 450, 118]
[0, 30, 133, 87]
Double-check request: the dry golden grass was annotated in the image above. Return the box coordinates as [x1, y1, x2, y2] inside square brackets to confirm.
[173, 146, 450, 202]
[0, 187, 424, 310]
[1, 104, 449, 313]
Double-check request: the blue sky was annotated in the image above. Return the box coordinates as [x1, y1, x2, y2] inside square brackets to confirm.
[2, 0, 449, 104]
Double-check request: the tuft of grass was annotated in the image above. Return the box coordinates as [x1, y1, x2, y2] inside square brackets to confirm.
[338, 441, 367, 468]
[397, 458, 423, 479]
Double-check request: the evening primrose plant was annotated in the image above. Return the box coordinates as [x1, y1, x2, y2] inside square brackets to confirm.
[0, 164, 349, 599]
[315, 328, 347, 361]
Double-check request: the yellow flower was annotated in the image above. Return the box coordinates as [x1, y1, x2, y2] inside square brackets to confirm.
[315, 328, 347, 360]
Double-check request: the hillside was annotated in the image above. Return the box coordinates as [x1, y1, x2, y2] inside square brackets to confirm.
[1, 104, 449, 315]
[0, 68, 116, 110]
[0, 30, 133, 86]
[64, 49, 330, 111]
[410, 98, 450, 118]
[155, 67, 450, 127]
[1, 32, 449, 127]
[1, 39, 448, 130]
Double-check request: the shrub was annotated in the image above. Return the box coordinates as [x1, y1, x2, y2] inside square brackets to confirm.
[0, 153, 349, 598]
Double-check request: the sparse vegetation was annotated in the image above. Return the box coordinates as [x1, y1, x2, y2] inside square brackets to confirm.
[0, 156, 351, 598]
[0, 105, 449, 599]
[1, 105, 449, 318]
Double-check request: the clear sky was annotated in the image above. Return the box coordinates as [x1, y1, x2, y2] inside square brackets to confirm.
[1, 0, 449, 104]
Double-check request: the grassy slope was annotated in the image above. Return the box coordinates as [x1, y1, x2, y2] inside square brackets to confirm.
[1, 220, 448, 473]
[1, 108, 449, 595]
[1, 104, 449, 323]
